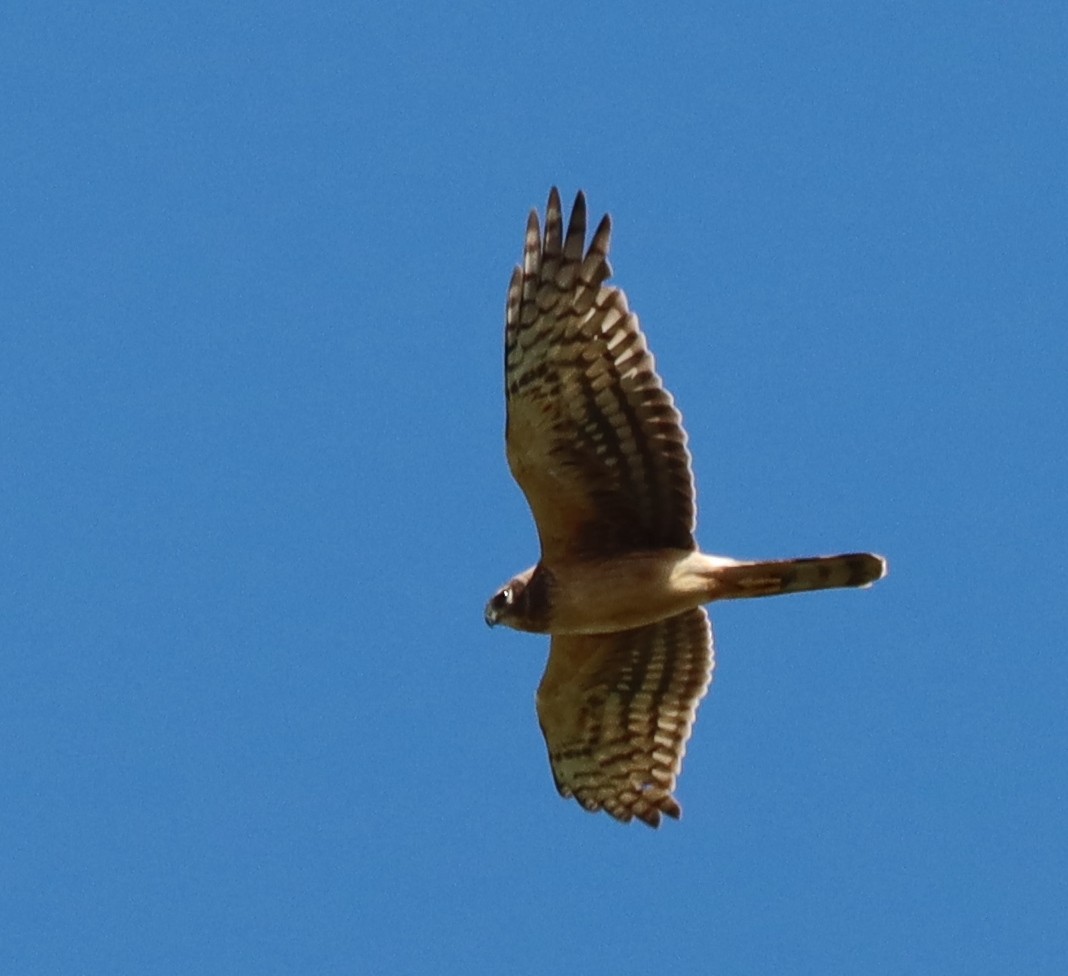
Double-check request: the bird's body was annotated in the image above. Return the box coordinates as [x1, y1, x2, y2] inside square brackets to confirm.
[492, 549, 886, 636]
[486, 189, 886, 827]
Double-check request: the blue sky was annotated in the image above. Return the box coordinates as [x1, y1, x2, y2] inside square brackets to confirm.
[3, 2, 1065, 973]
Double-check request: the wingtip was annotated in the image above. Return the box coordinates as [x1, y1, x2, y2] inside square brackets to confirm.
[562, 190, 588, 259]
[634, 798, 680, 829]
[589, 211, 612, 257]
[522, 208, 541, 274]
[571, 188, 587, 223]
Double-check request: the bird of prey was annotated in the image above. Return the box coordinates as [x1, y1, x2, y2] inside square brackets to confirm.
[485, 189, 887, 827]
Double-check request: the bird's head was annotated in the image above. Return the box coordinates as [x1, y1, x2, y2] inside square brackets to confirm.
[484, 567, 538, 630]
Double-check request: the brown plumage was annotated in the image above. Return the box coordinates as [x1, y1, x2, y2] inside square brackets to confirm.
[486, 189, 887, 827]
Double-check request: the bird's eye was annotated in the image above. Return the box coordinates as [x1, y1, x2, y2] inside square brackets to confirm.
[500, 587, 512, 603]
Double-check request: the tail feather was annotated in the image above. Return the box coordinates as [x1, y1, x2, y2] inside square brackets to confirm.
[711, 552, 887, 601]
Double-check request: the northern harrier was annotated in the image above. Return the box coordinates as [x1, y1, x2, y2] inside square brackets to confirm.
[485, 189, 887, 827]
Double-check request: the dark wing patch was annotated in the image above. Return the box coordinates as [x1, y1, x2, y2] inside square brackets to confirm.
[504, 188, 696, 561]
[535, 608, 714, 828]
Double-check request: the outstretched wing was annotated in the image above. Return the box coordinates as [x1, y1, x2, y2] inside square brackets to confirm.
[504, 188, 696, 563]
[535, 608, 714, 827]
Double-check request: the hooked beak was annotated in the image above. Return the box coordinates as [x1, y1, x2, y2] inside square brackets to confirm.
[484, 604, 498, 628]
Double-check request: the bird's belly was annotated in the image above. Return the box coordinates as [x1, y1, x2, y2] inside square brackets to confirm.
[545, 549, 709, 635]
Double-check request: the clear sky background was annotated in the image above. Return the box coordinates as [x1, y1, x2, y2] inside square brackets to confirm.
[3, 3, 1065, 973]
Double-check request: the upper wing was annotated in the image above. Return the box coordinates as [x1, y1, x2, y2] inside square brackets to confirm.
[535, 608, 714, 827]
[504, 188, 696, 563]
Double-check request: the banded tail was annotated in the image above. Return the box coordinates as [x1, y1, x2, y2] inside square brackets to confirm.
[709, 552, 887, 601]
